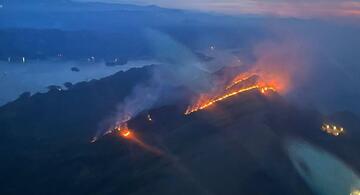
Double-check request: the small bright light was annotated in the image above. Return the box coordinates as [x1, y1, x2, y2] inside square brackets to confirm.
[90, 137, 97, 143]
[147, 114, 152, 121]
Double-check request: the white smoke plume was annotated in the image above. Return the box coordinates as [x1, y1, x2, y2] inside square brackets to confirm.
[95, 30, 215, 138]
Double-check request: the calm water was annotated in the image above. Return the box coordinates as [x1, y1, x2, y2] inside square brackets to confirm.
[0, 59, 158, 106]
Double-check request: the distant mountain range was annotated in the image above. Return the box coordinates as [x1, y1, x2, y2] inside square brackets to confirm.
[0, 0, 193, 29]
[3, 0, 168, 12]
[0, 0, 268, 61]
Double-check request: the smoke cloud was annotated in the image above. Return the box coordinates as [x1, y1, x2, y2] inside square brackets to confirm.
[249, 39, 310, 94]
[248, 21, 360, 115]
[105, 30, 215, 131]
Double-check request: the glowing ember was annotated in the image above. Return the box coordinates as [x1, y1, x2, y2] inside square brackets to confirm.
[321, 123, 345, 136]
[115, 124, 163, 156]
[112, 124, 133, 139]
[91, 121, 133, 143]
[260, 86, 276, 94]
[121, 129, 131, 138]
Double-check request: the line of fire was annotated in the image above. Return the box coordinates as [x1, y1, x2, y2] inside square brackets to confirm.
[185, 73, 276, 115]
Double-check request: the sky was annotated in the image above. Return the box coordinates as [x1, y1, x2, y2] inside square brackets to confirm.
[77, 0, 360, 18]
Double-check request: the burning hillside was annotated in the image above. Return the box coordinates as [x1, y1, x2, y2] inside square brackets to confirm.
[185, 73, 277, 115]
[93, 70, 281, 143]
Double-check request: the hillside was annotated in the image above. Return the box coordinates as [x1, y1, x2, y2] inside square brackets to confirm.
[1, 65, 360, 194]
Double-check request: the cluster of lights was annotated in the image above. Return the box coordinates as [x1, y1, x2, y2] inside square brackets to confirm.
[321, 123, 345, 136]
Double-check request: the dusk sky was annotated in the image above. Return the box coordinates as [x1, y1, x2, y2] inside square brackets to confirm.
[77, 0, 360, 18]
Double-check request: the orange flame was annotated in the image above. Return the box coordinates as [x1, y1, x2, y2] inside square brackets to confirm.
[113, 123, 163, 155]
[113, 124, 133, 139]
[123, 130, 162, 155]
[185, 85, 258, 115]
[121, 129, 131, 138]
[230, 69, 288, 94]
[225, 73, 254, 90]
[185, 74, 277, 115]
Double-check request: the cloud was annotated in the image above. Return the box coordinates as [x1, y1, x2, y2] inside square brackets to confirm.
[246, 0, 360, 18]
[80, 0, 360, 18]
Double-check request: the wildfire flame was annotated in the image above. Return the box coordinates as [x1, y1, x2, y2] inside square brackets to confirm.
[114, 123, 163, 155]
[122, 130, 131, 137]
[91, 119, 132, 143]
[112, 123, 133, 139]
[185, 73, 277, 115]
[225, 73, 254, 90]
